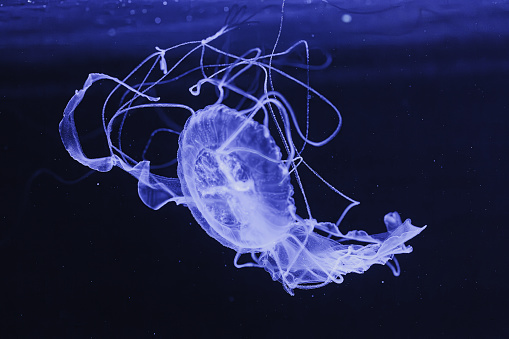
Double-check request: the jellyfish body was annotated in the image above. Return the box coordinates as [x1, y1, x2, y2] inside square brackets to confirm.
[59, 24, 425, 295]
[176, 104, 423, 294]
[177, 104, 295, 251]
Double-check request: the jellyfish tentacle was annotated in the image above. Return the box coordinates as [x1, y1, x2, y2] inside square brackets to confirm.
[249, 213, 426, 295]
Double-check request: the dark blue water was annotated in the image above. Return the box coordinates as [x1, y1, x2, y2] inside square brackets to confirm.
[1, 0, 508, 337]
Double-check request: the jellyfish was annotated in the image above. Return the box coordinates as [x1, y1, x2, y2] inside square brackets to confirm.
[59, 24, 425, 295]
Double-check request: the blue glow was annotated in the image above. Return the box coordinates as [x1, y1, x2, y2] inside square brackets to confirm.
[59, 22, 425, 295]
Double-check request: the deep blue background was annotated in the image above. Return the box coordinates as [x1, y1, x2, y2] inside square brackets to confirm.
[1, 0, 508, 338]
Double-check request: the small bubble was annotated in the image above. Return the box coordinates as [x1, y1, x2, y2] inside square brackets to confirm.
[155, 17, 161, 24]
[341, 14, 352, 23]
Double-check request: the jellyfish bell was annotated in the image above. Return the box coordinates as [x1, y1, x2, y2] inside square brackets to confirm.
[59, 24, 425, 295]
[177, 104, 296, 251]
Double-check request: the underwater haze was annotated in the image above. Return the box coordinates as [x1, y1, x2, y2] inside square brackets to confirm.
[1, 0, 508, 338]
